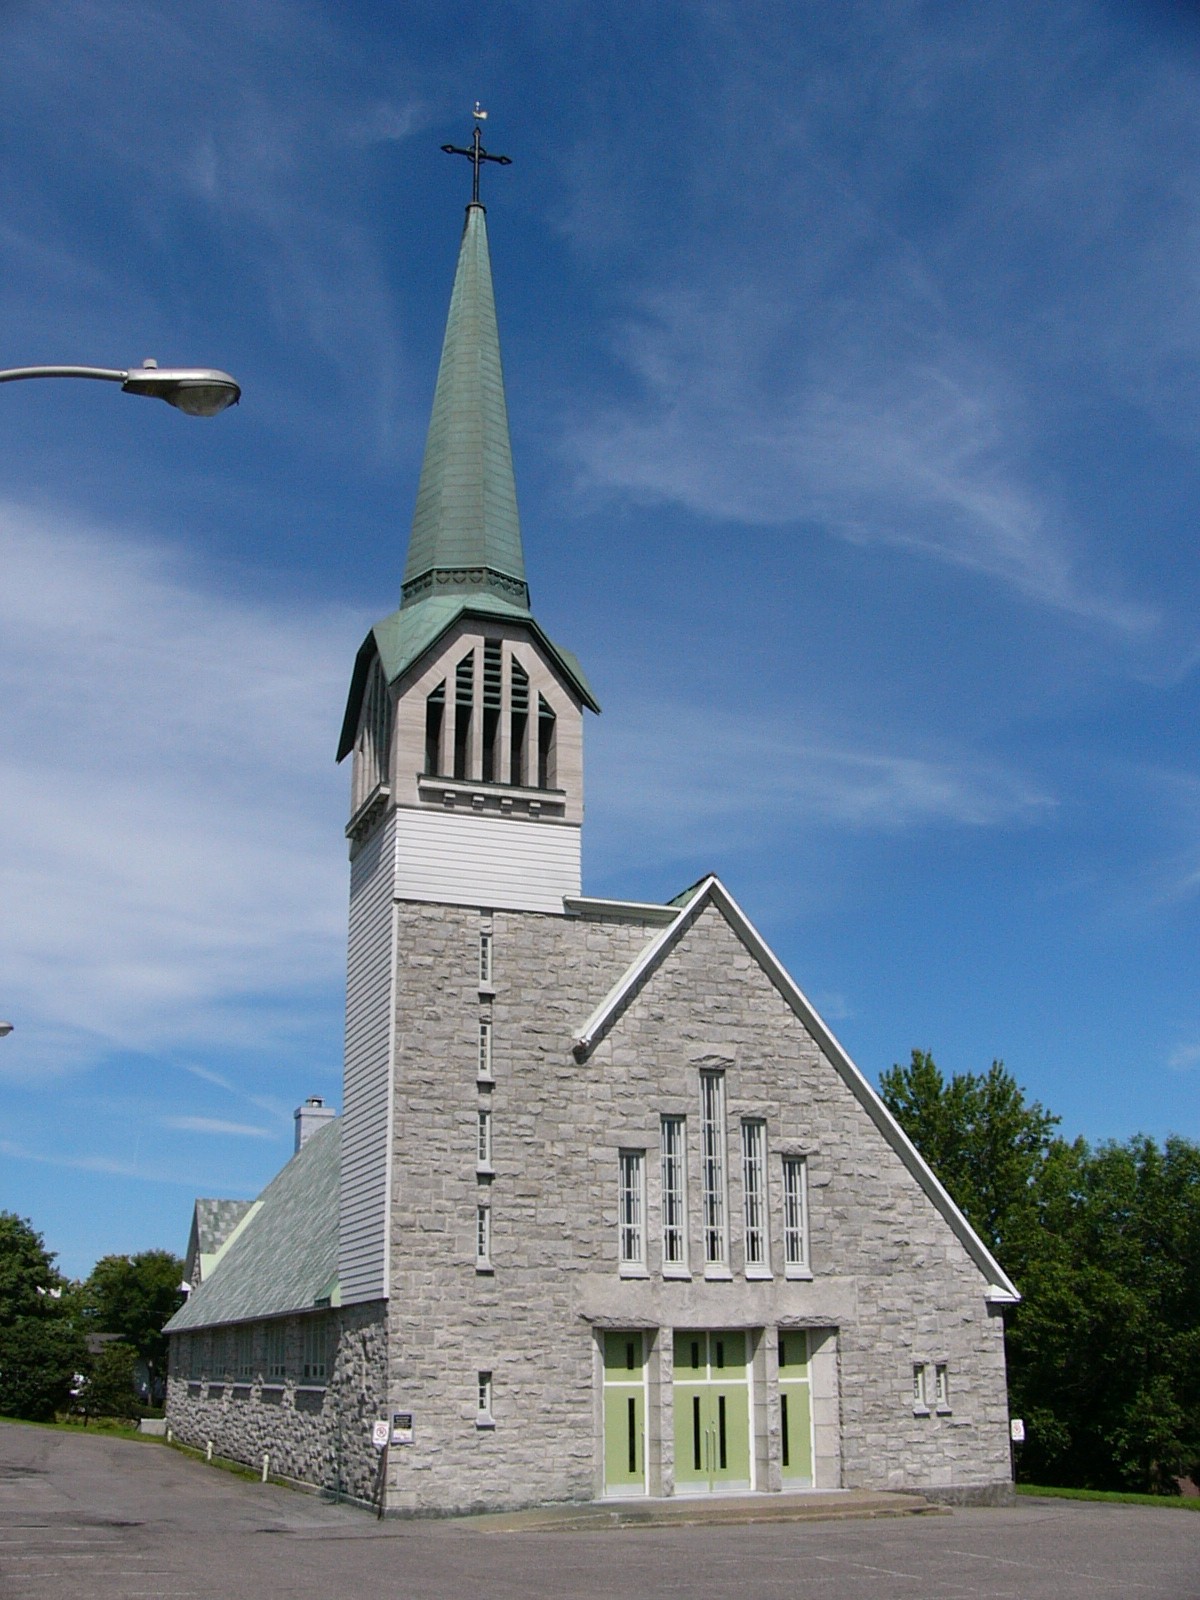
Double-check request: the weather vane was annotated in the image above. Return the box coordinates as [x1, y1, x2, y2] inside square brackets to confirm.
[442, 103, 512, 205]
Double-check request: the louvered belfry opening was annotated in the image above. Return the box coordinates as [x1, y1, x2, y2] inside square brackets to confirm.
[537, 692, 557, 790]
[481, 639, 503, 782]
[424, 681, 445, 776]
[454, 651, 475, 779]
[510, 658, 529, 786]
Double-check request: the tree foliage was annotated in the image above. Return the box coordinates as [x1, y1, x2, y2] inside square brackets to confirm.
[881, 1053, 1200, 1493]
[0, 1213, 87, 1421]
[83, 1251, 183, 1398]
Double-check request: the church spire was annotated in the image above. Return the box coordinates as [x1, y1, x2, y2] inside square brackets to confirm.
[401, 171, 529, 612]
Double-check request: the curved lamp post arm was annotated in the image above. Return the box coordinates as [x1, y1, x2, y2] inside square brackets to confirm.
[0, 360, 241, 417]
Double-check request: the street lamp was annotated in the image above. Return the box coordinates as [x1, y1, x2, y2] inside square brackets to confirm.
[0, 359, 240, 417]
[0, 1022, 12, 1038]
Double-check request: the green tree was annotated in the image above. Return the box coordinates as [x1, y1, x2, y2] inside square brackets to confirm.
[879, 1050, 1059, 1276]
[83, 1251, 183, 1399]
[77, 1341, 140, 1422]
[0, 1213, 87, 1421]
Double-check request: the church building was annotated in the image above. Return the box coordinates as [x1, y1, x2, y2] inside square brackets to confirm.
[164, 127, 1018, 1513]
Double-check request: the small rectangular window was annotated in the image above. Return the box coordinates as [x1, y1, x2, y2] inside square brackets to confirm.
[782, 1155, 810, 1275]
[476, 1369, 494, 1428]
[619, 1150, 646, 1269]
[913, 1363, 929, 1412]
[934, 1363, 949, 1410]
[700, 1072, 727, 1268]
[476, 1205, 492, 1269]
[479, 931, 493, 986]
[477, 1018, 493, 1081]
[477, 1107, 492, 1170]
[188, 1333, 203, 1381]
[266, 1321, 287, 1383]
[741, 1119, 770, 1273]
[302, 1318, 327, 1384]
[660, 1115, 688, 1273]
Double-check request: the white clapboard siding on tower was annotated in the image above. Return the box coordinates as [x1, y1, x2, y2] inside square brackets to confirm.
[393, 808, 581, 912]
[339, 811, 397, 1304]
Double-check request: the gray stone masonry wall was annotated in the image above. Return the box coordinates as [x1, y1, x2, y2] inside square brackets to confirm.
[165, 1302, 387, 1507]
[383, 898, 1012, 1514]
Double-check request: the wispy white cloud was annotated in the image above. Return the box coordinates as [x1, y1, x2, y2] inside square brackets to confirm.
[0, 502, 362, 1084]
[162, 1116, 274, 1139]
[587, 699, 1053, 869]
[1167, 1044, 1200, 1073]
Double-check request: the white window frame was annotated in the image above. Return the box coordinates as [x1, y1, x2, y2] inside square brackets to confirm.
[659, 1115, 689, 1277]
[477, 1017, 493, 1081]
[700, 1071, 729, 1273]
[477, 1106, 493, 1172]
[913, 1362, 929, 1414]
[934, 1362, 950, 1412]
[741, 1118, 771, 1277]
[476, 1204, 492, 1271]
[618, 1149, 647, 1274]
[782, 1154, 811, 1278]
[479, 930, 493, 987]
[476, 1369, 494, 1428]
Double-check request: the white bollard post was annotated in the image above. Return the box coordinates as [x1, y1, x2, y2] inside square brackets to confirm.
[206, 1440, 213, 1462]
[261, 1453, 269, 1483]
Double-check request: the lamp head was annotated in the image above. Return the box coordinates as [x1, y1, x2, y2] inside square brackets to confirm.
[121, 360, 241, 416]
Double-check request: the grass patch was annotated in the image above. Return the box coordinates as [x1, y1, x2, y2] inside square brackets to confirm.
[1018, 1483, 1200, 1510]
[0, 1415, 161, 1443]
[166, 1438, 270, 1484]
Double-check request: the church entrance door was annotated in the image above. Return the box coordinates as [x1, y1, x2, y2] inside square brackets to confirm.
[602, 1331, 648, 1496]
[778, 1329, 814, 1487]
[672, 1330, 752, 1493]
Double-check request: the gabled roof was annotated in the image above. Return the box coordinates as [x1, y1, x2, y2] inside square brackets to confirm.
[185, 1198, 254, 1286]
[573, 875, 1020, 1306]
[337, 598, 599, 761]
[165, 1117, 340, 1332]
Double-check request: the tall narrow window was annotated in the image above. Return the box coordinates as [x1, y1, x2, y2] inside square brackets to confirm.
[536, 692, 557, 789]
[476, 1205, 492, 1269]
[265, 1321, 286, 1383]
[353, 659, 393, 811]
[934, 1363, 949, 1411]
[509, 659, 529, 785]
[302, 1318, 327, 1384]
[913, 1363, 929, 1412]
[454, 652, 475, 780]
[741, 1119, 769, 1273]
[235, 1324, 254, 1381]
[481, 639, 502, 782]
[476, 1370, 493, 1426]
[477, 1018, 493, 1081]
[660, 1116, 688, 1273]
[189, 1333, 203, 1381]
[700, 1071, 728, 1268]
[424, 681, 445, 775]
[477, 1107, 492, 1171]
[479, 931, 492, 986]
[618, 1150, 646, 1269]
[782, 1156, 810, 1275]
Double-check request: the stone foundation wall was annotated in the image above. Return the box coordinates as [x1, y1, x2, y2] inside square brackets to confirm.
[165, 1301, 387, 1506]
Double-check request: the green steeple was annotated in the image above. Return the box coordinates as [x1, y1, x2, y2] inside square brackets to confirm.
[401, 202, 529, 611]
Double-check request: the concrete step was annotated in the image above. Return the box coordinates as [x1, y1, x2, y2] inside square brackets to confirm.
[460, 1489, 942, 1533]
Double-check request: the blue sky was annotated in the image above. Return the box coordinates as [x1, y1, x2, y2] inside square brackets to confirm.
[2, 0, 1199, 1278]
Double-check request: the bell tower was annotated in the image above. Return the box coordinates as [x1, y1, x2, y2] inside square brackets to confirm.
[336, 119, 598, 1304]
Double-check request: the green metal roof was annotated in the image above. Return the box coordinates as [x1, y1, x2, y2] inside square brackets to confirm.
[165, 1118, 340, 1332]
[402, 203, 528, 609]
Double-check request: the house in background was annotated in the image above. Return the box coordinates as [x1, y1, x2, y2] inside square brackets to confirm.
[164, 141, 1018, 1513]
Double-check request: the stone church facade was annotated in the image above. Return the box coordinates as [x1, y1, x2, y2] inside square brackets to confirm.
[165, 152, 1017, 1514]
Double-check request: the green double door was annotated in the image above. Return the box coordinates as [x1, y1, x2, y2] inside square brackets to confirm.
[673, 1331, 752, 1493]
[602, 1332, 648, 1495]
[778, 1329, 813, 1487]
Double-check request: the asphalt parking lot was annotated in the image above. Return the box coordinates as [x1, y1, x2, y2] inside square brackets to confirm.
[1, 1421, 1197, 1600]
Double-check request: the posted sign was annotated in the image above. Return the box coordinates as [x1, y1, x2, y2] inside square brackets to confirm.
[1010, 1418, 1025, 1443]
[372, 1419, 390, 1450]
[391, 1412, 415, 1445]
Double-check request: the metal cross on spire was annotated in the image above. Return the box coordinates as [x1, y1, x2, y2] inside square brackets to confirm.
[441, 103, 512, 205]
